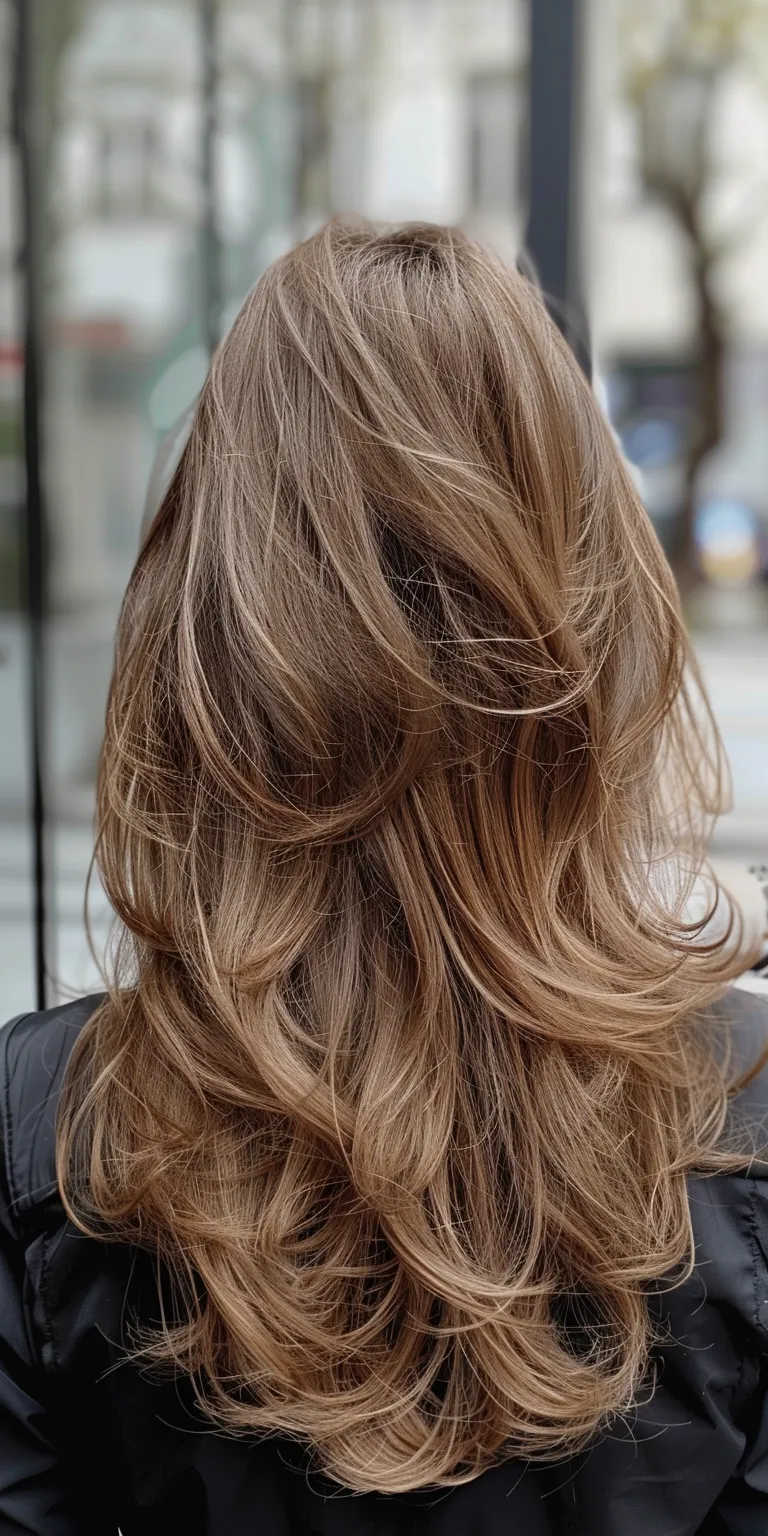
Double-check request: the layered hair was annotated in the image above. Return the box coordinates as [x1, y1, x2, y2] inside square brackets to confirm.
[58, 219, 755, 1493]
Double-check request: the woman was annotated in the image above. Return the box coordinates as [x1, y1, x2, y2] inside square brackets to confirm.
[2, 219, 768, 1535]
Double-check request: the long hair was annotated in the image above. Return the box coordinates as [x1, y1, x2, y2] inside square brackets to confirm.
[58, 220, 755, 1494]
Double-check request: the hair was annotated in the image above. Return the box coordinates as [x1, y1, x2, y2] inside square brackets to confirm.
[58, 218, 758, 1495]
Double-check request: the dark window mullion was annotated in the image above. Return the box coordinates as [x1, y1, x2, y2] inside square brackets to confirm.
[525, 0, 591, 378]
[12, 0, 49, 1010]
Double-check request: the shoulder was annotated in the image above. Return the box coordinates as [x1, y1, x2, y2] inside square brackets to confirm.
[711, 982, 768, 1167]
[1, 984, 767, 1213]
[0, 994, 103, 1222]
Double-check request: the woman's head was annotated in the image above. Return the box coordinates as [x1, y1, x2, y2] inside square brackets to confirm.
[60, 220, 750, 1493]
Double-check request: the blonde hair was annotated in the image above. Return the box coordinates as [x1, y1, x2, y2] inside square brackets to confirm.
[59, 220, 754, 1494]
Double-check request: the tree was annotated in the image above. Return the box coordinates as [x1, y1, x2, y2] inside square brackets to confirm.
[617, 0, 768, 593]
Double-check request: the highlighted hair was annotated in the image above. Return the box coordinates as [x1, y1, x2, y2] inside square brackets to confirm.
[59, 220, 754, 1493]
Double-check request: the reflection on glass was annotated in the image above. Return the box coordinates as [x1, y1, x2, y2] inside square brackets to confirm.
[0, 0, 36, 1015]
[36, 0, 209, 1001]
[599, 0, 768, 861]
[13, 0, 529, 1010]
[6, 0, 767, 1013]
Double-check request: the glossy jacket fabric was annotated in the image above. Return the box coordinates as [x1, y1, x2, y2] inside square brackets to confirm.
[3, 991, 768, 1535]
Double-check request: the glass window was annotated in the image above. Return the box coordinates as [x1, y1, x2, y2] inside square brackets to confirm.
[466, 67, 526, 220]
[594, 0, 768, 861]
[0, 0, 36, 1015]
[29, 0, 210, 1002]
[8, 0, 533, 1011]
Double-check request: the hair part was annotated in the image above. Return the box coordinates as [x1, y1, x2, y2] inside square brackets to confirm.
[59, 218, 755, 1493]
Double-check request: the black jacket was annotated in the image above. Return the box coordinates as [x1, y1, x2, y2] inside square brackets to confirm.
[3, 991, 768, 1535]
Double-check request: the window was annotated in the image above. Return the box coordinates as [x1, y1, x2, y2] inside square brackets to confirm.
[293, 74, 331, 222]
[466, 68, 523, 217]
[96, 118, 159, 217]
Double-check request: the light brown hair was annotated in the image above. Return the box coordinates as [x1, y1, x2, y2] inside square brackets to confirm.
[58, 219, 755, 1493]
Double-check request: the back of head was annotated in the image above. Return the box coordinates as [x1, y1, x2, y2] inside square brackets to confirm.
[59, 219, 749, 1493]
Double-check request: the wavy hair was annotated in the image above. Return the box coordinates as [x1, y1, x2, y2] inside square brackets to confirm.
[58, 219, 757, 1494]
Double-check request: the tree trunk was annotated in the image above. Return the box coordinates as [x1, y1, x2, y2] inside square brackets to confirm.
[673, 250, 724, 596]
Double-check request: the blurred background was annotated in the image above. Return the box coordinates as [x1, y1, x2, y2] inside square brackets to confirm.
[1, 0, 768, 1015]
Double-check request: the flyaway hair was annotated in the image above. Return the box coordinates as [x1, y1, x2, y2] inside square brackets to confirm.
[58, 220, 757, 1494]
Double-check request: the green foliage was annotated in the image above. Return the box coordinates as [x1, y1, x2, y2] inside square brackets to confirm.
[618, 0, 768, 95]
